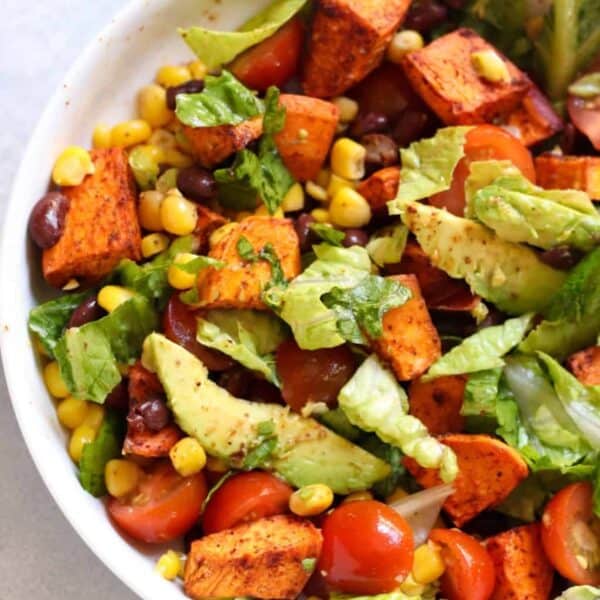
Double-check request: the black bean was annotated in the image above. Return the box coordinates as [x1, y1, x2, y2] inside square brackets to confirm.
[28, 191, 70, 249]
[67, 295, 105, 328]
[391, 109, 432, 148]
[350, 112, 389, 139]
[342, 229, 369, 248]
[177, 166, 218, 202]
[294, 213, 318, 252]
[137, 396, 170, 432]
[104, 379, 129, 412]
[166, 79, 205, 111]
[361, 134, 399, 170]
[405, 0, 448, 33]
[539, 245, 582, 271]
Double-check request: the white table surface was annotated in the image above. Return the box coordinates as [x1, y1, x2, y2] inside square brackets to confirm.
[0, 2, 138, 598]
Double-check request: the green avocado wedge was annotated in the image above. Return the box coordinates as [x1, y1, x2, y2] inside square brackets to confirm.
[142, 333, 390, 493]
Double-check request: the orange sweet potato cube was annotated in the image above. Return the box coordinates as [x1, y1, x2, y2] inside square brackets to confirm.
[535, 154, 600, 200]
[194, 204, 228, 253]
[567, 346, 600, 385]
[356, 167, 400, 213]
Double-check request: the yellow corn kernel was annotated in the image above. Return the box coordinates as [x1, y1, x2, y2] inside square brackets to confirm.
[471, 50, 511, 83]
[399, 574, 426, 597]
[156, 550, 182, 581]
[68, 424, 97, 463]
[34, 335, 51, 358]
[210, 223, 238, 248]
[331, 138, 366, 180]
[138, 190, 165, 231]
[306, 181, 329, 203]
[110, 119, 152, 148]
[168, 253, 199, 290]
[289, 483, 334, 517]
[327, 173, 356, 199]
[412, 541, 446, 584]
[162, 147, 194, 169]
[235, 211, 253, 222]
[387, 30, 424, 63]
[92, 124, 112, 149]
[310, 208, 330, 224]
[329, 187, 371, 228]
[82, 404, 105, 432]
[56, 397, 90, 430]
[169, 437, 207, 477]
[160, 192, 198, 235]
[105, 459, 143, 498]
[316, 168, 331, 189]
[343, 491, 374, 504]
[255, 203, 284, 218]
[332, 97, 359, 124]
[281, 183, 305, 213]
[141, 233, 170, 258]
[188, 60, 208, 80]
[206, 456, 229, 473]
[156, 65, 192, 88]
[52, 146, 95, 187]
[62, 279, 80, 291]
[97, 285, 136, 313]
[386, 487, 410, 504]
[137, 84, 172, 128]
[43, 361, 69, 398]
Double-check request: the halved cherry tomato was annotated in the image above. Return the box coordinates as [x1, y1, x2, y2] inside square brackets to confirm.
[318, 500, 415, 595]
[107, 461, 207, 544]
[202, 471, 293, 534]
[429, 528, 495, 600]
[541, 482, 600, 586]
[276, 339, 357, 413]
[429, 125, 536, 216]
[230, 18, 304, 92]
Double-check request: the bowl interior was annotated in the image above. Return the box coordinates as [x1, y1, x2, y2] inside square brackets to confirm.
[1, 0, 272, 598]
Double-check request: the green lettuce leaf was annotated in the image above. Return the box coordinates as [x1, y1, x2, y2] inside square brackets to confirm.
[339, 355, 458, 483]
[180, 0, 307, 71]
[78, 410, 125, 497]
[464, 160, 522, 216]
[424, 314, 534, 381]
[331, 590, 438, 600]
[366, 224, 409, 267]
[54, 296, 158, 403]
[569, 72, 600, 99]
[28, 291, 89, 357]
[128, 146, 159, 191]
[310, 223, 345, 247]
[176, 71, 264, 128]
[462, 368, 503, 433]
[556, 587, 600, 600]
[495, 475, 549, 522]
[196, 309, 287, 385]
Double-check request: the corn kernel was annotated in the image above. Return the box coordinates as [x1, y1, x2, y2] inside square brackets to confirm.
[62, 278, 80, 291]
[387, 30, 424, 63]
[68, 424, 97, 463]
[188, 60, 208, 80]
[52, 146, 95, 187]
[156, 550, 182, 581]
[235, 211, 253, 222]
[289, 484, 334, 517]
[162, 147, 194, 169]
[139, 190, 165, 231]
[331, 138, 366, 180]
[412, 542, 446, 584]
[329, 188, 371, 228]
[310, 208, 330, 223]
[332, 97, 359, 123]
[92, 124, 112, 149]
[316, 168, 331, 189]
[471, 50, 511, 83]
[343, 491, 374, 504]
[138, 84, 172, 128]
[399, 574, 426, 596]
[206, 456, 229, 473]
[210, 223, 238, 248]
[141, 233, 170, 258]
[169, 437, 207, 476]
[105, 459, 143, 498]
[168, 253, 199, 290]
[82, 404, 105, 432]
[111, 119, 152, 148]
[160, 192, 198, 235]
[255, 203, 284, 218]
[34, 335, 51, 358]
[156, 65, 192, 88]
[306, 181, 329, 203]
[97, 285, 136, 313]
[43, 361, 69, 398]
[280, 183, 305, 213]
[327, 174, 356, 199]
[57, 397, 90, 429]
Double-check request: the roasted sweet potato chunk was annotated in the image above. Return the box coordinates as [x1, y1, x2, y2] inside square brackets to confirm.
[42, 148, 141, 287]
[535, 154, 600, 200]
[405, 434, 529, 526]
[302, 0, 412, 98]
[372, 274, 441, 381]
[195, 216, 301, 310]
[567, 346, 600, 385]
[486, 524, 554, 600]
[184, 515, 323, 600]
[194, 205, 228, 253]
[402, 29, 530, 125]
[356, 167, 400, 213]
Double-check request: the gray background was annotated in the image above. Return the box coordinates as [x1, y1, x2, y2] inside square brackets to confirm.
[0, 2, 138, 598]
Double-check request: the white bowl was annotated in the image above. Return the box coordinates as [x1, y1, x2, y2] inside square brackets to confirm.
[0, 1, 272, 598]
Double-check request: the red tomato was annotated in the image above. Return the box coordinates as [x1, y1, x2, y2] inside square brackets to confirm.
[568, 94, 600, 151]
[541, 482, 600, 586]
[429, 529, 495, 600]
[276, 339, 357, 413]
[163, 295, 234, 371]
[318, 500, 415, 595]
[202, 471, 292, 534]
[429, 125, 536, 216]
[107, 462, 207, 544]
[230, 18, 304, 92]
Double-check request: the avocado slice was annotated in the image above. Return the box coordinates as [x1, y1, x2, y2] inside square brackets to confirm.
[397, 201, 568, 314]
[142, 333, 390, 493]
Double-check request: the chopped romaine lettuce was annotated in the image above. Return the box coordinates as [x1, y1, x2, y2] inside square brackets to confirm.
[464, 160, 522, 217]
[495, 476, 549, 522]
[462, 368, 503, 433]
[128, 145, 159, 191]
[310, 223, 345, 247]
[556, 586, 600, 600]
[180, 0, 307, 71]
[339, 355, 458, 483]
[366, 224, 409, 267]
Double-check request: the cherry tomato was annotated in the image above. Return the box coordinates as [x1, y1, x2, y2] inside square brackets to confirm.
[276, 339, 357, 413]
[202, 471, 293, 534]
[230, 18, 304, 92]
[541, 482, 600, 586]
[429, 125, 536, 216]
[163, 295, 234, 371]
[318, 500, 415, 595]
[429, 529, 495, 600]
[107, 461, 207, 544]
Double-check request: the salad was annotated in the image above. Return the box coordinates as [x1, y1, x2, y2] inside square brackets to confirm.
[25, 0, 600, 599]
